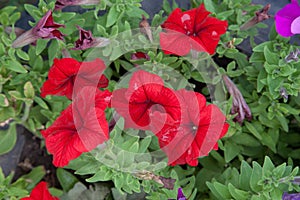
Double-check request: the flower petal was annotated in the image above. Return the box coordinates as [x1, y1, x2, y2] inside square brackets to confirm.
[275, 0, 300, 37]
[291, 16, 300, 34]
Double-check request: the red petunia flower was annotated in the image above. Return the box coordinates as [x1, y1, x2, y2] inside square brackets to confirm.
[12, 11, 65, 48]
[21, 181, 59, 200]
[40, 58, 108, 100]
[154, 89, 229, 166]
[110, 70, 181, 130]
[41, 87, 111, 167]
[160, 4, 228, 56]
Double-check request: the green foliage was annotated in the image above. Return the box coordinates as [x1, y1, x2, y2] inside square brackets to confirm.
[0, 166, 46, 199]
[206, 156, 300, 200]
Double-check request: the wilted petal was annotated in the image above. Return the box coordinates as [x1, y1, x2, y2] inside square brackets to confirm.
[55, 0, 100, 10]
[32, 10, 64, 39]
[140, 15, 153, 42]
[72, 26, 109, 50]
[12, 10, 64, 48]
[222, 75, 252, 123]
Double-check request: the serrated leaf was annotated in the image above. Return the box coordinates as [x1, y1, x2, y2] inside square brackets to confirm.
[239, 161, 252, 191]
[86, 169, 112, 182]
[262, 156, 275, 176]
[250, 161, 263, 193]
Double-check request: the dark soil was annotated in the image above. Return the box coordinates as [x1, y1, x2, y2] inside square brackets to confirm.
[13, 126, 60, 188]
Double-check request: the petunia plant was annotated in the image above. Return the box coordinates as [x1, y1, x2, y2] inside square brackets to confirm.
[0, 0, 300, 199]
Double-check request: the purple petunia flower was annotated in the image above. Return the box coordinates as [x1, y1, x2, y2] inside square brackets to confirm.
[275, 0, 300, 37]
[177, 188, 187, 200]
[282, 192, 300, 200]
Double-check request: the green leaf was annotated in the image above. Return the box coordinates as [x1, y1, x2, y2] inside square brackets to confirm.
[203, 0, 215, 12]
[86, 168, 113, 182]
[106, 5, 119, 27]
[16, 49, 30, 61]
[0, 107, 15, 122]
[19, 166, 46, 190]
[275, 112, 289, 132]
[224, 141, 242, 163]
[36, 39, 49, 55]
[250, 161, 263, 193]
[57, 168, 78, 192]
[48, 40, 59, 66]
[34, 96, 49, 110]
[245, 121, 262, 140]
[0, 94, 9, 107]
[24, 81, 35, 99]
[139, 136, 152, 153]
[0, 123, 17, 155]
[5, 60, 27, 73]
[213, 182, 231, 199]
[239, 161, 252, 191]
[228, 183, 250, 200]
[262, 156, 275, 175]
[264, 46, 279, 65]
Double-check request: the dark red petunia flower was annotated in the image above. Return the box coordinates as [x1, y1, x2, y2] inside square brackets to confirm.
[154, 89, 229, 166]
[40, 58, 108, 100]
[21, 181, 59, 200]
[71, 26, 109, 50]
[131, 52, 150, 61]
[41, 87, 111, 167]
[160, 4, 228, 56]
[110, 70, 181, 130]
[12, 11, 65, 48]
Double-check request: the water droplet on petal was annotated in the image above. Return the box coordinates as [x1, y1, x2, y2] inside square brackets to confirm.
[181, 14, 191, 23]
[134, 83, 138, 90]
